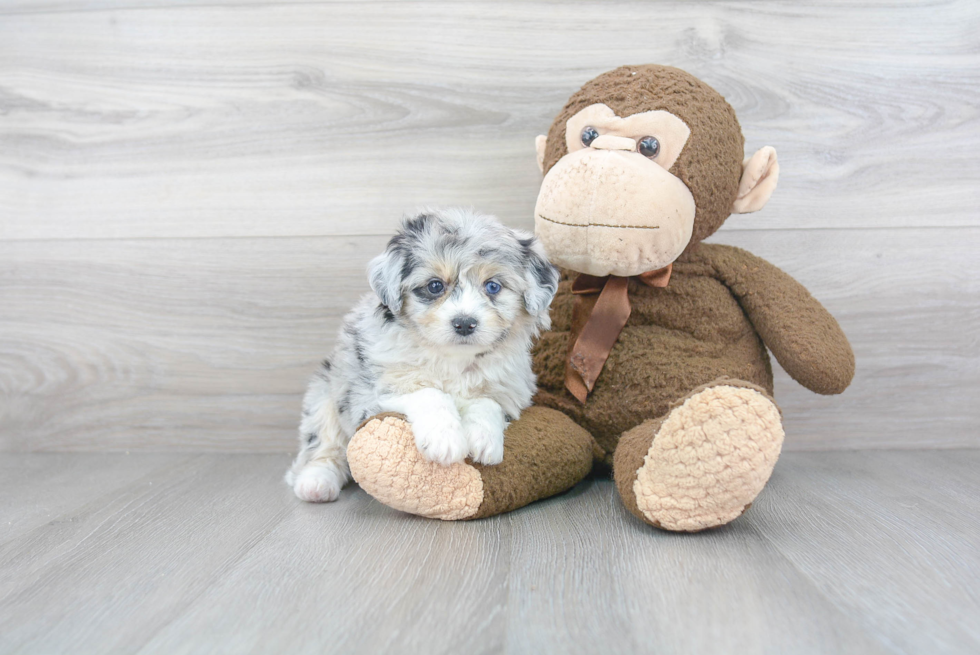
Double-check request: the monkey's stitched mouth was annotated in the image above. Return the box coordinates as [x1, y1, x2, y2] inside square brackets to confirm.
[537, 214, 659, 230]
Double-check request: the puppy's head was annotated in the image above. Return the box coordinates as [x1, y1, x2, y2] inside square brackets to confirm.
[368, 208, 559, 350]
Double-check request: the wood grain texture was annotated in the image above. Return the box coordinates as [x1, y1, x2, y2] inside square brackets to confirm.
[0, 451, 977, 654]
[0, 452, 189, 541]
[756, 450, 980, 654]
[2, 227, 977, 452]
[504, 479, 888, 655]
[0, 454, 296, 654]
[139, 485, 510, 655]
[0, 235, 383, 452]
[2, 4, 976, 652]
[1, 0, 978, 452]
[1, 0, 978, 239]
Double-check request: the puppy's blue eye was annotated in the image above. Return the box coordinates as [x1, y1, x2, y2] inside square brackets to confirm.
[484, 280, 501, 295]
[427, 280, 445, 295]
[581, 126, 599, 147]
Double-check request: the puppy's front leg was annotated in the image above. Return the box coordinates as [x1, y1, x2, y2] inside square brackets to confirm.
[380, 389, 467, 466]
[458, 398, 506, 465]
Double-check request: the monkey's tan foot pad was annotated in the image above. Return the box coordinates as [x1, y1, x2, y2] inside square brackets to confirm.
[348, 407, 596, 521]
[615, 384, 784, 532]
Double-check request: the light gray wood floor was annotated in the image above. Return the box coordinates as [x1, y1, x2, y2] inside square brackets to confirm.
[1, 450, 977, 655]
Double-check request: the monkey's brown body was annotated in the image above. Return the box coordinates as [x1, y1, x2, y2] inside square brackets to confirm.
[346, 65, 854, 531]
[533, 246, 775, 460]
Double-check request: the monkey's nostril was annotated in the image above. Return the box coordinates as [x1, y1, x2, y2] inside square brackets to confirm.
[452, 316, 478, 337]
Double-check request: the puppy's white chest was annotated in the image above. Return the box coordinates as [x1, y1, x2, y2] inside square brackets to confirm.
[381, 355, 490, 399]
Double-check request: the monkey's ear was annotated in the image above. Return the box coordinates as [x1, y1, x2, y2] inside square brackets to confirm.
[732, 146, 779, 214]
[535, 135, 548, 174]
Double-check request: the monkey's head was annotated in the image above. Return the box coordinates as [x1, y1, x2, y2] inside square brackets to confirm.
[534, 65, 779, 277]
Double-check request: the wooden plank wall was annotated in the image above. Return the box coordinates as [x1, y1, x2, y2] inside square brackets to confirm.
[1, 0, 978, 452]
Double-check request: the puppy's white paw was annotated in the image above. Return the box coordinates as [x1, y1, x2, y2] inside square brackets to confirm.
[292, 466, 344, 503]
[460, 397, 506, 465]
[412, 410, 468, 466]
[466, 421, 504, 465]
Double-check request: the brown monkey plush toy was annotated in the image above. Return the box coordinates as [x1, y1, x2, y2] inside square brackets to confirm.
[346, 65, 854, 531]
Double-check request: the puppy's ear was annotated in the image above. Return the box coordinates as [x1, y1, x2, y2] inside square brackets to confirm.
[368, 244, 406, 313]
[369, 212, 433, 312]
[517, 231, 559, 325]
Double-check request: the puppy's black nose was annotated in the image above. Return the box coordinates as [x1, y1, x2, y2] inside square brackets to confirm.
[452, 316, 478, 336]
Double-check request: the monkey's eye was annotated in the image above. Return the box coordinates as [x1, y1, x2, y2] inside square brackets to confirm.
[638, 136, 660, 158]
[426, 279, 445, 295]
[581, 126, 600, 147]
[484, 280, 502, 295]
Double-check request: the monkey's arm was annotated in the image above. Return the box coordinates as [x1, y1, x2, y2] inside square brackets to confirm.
[701, 244, 855, 395]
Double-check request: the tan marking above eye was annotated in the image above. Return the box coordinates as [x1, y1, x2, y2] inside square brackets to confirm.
[564, 103, 691, 170]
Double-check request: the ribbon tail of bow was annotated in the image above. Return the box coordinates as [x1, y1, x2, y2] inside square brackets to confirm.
[565, 275, 631, 403]
[637, 263, 672, 288]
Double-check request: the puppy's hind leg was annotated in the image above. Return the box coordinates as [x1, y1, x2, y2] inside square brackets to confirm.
[286, 376, 351, 502]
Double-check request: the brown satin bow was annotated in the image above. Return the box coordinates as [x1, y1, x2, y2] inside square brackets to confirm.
[565, 264, 673, 403]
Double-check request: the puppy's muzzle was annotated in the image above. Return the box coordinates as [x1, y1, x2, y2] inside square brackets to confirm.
[452, 316, 478, 336]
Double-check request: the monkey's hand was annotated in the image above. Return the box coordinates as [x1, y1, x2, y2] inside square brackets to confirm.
[706, 244, 855, 395]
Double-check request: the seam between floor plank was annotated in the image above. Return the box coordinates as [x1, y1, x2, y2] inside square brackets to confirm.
[0, 453, 200, 550]
[758, 526, 899, 653]
[747, 485, 904, 655]
[129, 494, 301, 655]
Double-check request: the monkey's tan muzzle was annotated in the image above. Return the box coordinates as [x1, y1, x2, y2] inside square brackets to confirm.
[534, 148, 696, 277]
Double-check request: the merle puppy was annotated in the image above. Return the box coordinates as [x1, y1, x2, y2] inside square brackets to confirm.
[286, 208, 559, 502]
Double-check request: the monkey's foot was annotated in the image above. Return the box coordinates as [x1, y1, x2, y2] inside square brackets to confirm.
[614, 381, 784, 532]
[347, 408, 596, 520]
